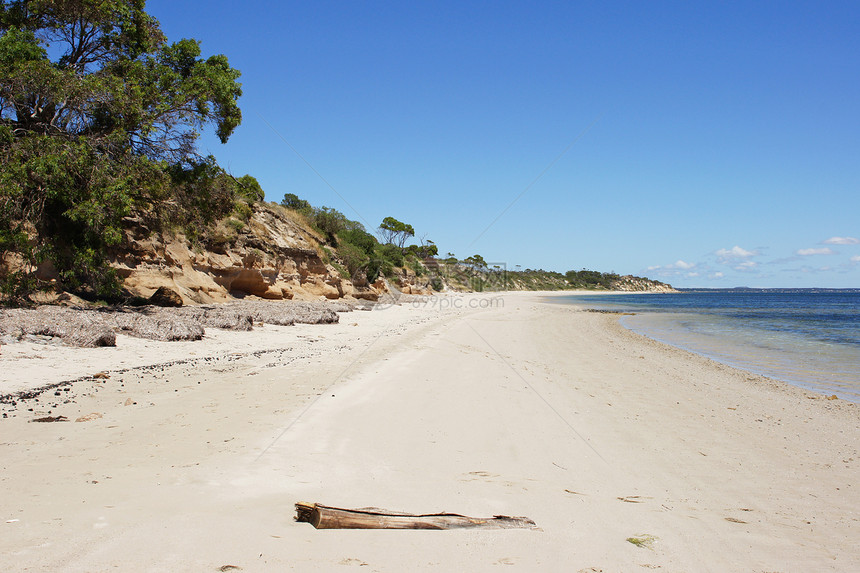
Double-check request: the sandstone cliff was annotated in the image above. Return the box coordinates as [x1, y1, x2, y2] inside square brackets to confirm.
[9, 200, 671, 305]
[609, 275, 678, 292]
[111, 204, 388, 305]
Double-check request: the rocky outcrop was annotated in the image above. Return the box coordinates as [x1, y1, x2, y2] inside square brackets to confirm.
[149, 286, 183, 307]
[111, 204, 390, 305]
[394, 267, 435, 296]
[610, 275, 677, 292]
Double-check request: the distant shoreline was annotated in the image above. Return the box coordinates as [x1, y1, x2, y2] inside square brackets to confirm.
[552, 289, 860, 403]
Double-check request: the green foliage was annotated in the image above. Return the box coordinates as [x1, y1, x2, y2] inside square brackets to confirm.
[312, 206, 348, 242]
[1, 271, 35, 303]
[0, 132, 167, 299]
[463, 254, 487, 269]
[404, 242, 437, 259]
[336, 241, 366, 276]
[378, 260, 398, 279]
[281, 192, 311, 212]
[378, 216, 414, 248]
[564, 269, 621, 289]
[165, 155, 237, 228]
[420, 240, 438, 258]
[407, 255, 425, 276]
[0, 1, 244, 299]
[232, 201, 252, 222]
[362, 259, 382, 283]
[225, 218, 244, 232]
[331, 225, 381, 281]
[377, 243, 404, 268]
[352, 242, 405, 282]
[328, 258, 348, 279]
[338, 227, 376, 256]
[0, 1, 242, 158]
[235, 174, 263, 203]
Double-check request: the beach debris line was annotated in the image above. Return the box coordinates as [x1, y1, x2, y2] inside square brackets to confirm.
[294, 502, 537, 530]
[0, 300, 348, 348]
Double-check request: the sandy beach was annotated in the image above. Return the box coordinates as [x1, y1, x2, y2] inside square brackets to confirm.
[1, 292, 858, 572]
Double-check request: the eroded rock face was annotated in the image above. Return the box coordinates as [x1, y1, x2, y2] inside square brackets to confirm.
[112, 205, 389, 305]
[396, 267, 434, 296]
[610, 276, 677, 292]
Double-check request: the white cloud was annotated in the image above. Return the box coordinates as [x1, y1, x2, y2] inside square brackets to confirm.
[648, 260, 696, 272]
[645, 259, 700, 279]
[797, 247, 835, 256]
[798, 265, 832, 274]
[711, 272, 724, 279]
[734, 261, 757, 271]
[716, 245, 757, 260]
[851, 255, 860, 263]
[823, 236, 860, 245]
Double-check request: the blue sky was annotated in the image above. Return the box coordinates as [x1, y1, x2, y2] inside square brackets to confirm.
[147, 1, 860, 288]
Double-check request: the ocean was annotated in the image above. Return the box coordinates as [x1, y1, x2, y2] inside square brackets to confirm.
[549, 289, 860, 402]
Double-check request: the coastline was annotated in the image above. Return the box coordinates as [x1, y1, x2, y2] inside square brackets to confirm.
[547, 289, 860, 403]
[1, 292, 858, 571]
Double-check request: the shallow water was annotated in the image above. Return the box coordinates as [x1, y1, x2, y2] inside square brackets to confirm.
[550, 290, 860, 402]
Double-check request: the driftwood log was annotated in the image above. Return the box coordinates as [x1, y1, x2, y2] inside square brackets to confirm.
[295, 502, 537, 530]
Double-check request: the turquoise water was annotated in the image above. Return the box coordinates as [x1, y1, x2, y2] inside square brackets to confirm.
[550, 290, 860, 402]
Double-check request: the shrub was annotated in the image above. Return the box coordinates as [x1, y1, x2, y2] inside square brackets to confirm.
[312, 207, 348, 242]
[336, 242, 368, 276]
[378, 243, 404, 267]
[233, 201, 253, 221]
[338, 228, 377, 257]
[407, 256, 425, 276]
[236, 175, 264, 203]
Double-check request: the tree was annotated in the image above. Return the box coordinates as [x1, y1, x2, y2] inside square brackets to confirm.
[281, 192, 311, 212]
[378, 216, 414, 248]
[235, 174, 263, 203]
[463, 254, 487, 270]
[0, 1, 242, 160]
[0, 0, 243, 299]
[419, 238, 438, 258]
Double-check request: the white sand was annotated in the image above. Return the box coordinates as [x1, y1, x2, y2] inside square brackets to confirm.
[1, 292, 858, 571]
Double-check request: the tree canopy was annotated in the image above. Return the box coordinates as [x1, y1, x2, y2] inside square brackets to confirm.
[0, 0, 244, 299]
[281, 192, 311, 212]
[0, 0, 241, 159]
[378, 216, 414, 248]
